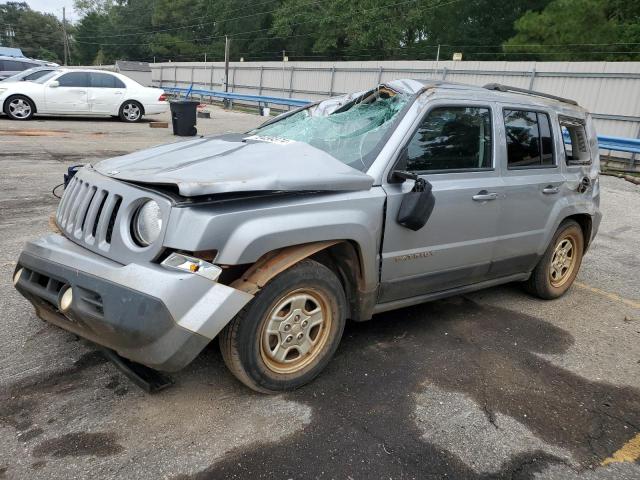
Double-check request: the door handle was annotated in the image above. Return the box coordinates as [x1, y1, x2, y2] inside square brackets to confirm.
[472, 191, 498, 202]
[542, 185, 559, 194]
[114, 92, 123, 95]
[76, 90, 86, 94]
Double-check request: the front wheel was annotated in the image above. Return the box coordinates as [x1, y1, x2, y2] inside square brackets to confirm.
[525, 220, 584, 299]
[220, 259, 347, 393]
[4, 95, 35, 120]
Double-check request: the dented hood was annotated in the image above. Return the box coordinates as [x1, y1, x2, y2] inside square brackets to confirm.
[94, 134, 374, 197]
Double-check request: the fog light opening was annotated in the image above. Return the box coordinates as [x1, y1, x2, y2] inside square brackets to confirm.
[59, 286, 73, 312]
[12, 268, 23, 287]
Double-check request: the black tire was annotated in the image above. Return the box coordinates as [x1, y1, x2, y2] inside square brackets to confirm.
[4, 95, 35, 120]
[525, 219, 584, 300]
[220, 259, 347, 393]
[118, 100, 144, 122]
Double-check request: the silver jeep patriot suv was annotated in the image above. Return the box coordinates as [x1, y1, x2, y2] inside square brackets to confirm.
[13, 79, 601, 393]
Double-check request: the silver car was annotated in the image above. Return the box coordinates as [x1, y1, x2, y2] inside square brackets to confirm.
[0, 66, 59, 83]
[0, 56, 58, 80]
[13, 79, 601, 393]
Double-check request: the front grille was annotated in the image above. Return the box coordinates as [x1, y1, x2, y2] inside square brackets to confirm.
[53, 167, 171, 265]
[56, 176, 122, 252]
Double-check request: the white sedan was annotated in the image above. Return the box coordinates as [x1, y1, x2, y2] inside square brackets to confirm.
[0, 69, 168, 122]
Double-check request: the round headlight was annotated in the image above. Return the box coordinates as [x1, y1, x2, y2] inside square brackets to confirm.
[133, 200, 162, 246]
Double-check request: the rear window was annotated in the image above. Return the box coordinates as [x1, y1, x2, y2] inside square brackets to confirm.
[504, 109, 555, 168]
[24, 70, 52, 81]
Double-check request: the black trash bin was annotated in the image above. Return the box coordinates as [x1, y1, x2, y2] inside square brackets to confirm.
[170, 100, 199, 136]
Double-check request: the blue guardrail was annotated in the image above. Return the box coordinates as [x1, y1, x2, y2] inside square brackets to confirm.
[163, 86, 310, 108]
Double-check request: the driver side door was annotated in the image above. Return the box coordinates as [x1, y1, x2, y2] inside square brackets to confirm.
[44, 72, 90, 113]
[379, 101, 503, 304]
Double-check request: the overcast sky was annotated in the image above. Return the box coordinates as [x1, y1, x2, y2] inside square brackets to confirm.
[3, 0, 81, 22]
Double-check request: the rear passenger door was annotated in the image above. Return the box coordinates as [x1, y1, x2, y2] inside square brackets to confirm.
[88, 72, 126, 114]
[379, 102, 503, 303]
[490, 107, 565, 277]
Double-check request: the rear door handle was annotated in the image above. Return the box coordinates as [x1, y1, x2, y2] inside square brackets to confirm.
[76, 90, 86, 94]
[472, 191, 498, 201]
[114, 92, 123, 95]
[542, 185, 559, 194]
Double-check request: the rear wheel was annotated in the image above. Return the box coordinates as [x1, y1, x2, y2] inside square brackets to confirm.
[220, 259, 347, 393]
[119, 100, 143, 122]
[525, 220, 584, 299]
[4, 95, 35, 120]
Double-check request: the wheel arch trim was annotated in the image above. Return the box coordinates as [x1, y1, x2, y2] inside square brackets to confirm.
[231, 240, 340, 295]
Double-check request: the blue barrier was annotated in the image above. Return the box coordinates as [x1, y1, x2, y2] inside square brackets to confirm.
[596, 135, 640, 154]
[163, 85, 311, 108]
[562, 132, 640, 155]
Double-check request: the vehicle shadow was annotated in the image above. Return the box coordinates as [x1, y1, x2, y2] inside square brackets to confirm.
[181, 295, 640, 479]
[0, 115, 154, 123]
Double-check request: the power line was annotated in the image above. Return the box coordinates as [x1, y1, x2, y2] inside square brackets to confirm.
[73, 0, 330, 40]
[71, 0, 463, 46]
[72, 0, 282, 38]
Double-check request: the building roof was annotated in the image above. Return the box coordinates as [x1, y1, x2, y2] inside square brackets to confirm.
[116, 60, 151, 72]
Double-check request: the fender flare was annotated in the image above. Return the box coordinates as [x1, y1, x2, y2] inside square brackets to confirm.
[230, 240, 340, 294]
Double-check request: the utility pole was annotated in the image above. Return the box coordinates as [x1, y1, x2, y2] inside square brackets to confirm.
[62, 7, 69, 65]
[282, 49, 286, 97]
[224, 36, 230, 92]
[436, 44, 440, 63]
[204, 52, 207, 63]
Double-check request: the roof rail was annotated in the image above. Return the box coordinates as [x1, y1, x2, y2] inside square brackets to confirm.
[483, 83, 579, 106]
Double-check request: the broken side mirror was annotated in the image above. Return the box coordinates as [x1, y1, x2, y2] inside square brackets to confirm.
[393, 170, 436, 231]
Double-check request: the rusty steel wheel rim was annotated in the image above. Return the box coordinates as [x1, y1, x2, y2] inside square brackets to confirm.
[260, 288, 332, 374]
[549, 232, 579, 288]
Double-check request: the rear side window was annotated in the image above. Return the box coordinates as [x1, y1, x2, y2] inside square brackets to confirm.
[504, 110, 555, 168]
[57, 72, 90, 87]
[90, 72, 126, 88]
[560, 117, 591, 164]
[404, 106, 493, 172]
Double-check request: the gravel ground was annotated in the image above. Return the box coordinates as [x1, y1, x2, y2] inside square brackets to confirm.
[0, 107, 638, 480]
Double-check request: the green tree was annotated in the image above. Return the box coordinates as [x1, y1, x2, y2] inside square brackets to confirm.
[506, 0, 640, 61]
[0, 2, 66, 63]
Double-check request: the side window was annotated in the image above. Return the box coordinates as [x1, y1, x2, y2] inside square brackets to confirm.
[504, 110, 555, 168]
[90, 72, 125, 88]
[404, 106, 493, 172]
[560, 118, 591, 164]
[57, 72, 90, 87]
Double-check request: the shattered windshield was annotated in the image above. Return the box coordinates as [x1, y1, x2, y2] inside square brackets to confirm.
[249, 87, 410, 171]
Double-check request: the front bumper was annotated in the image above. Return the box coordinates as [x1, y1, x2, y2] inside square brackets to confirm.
[14, 234, 253, 371]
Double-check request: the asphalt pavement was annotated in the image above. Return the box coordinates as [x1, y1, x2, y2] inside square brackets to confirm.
[0, 108, 638, 479]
